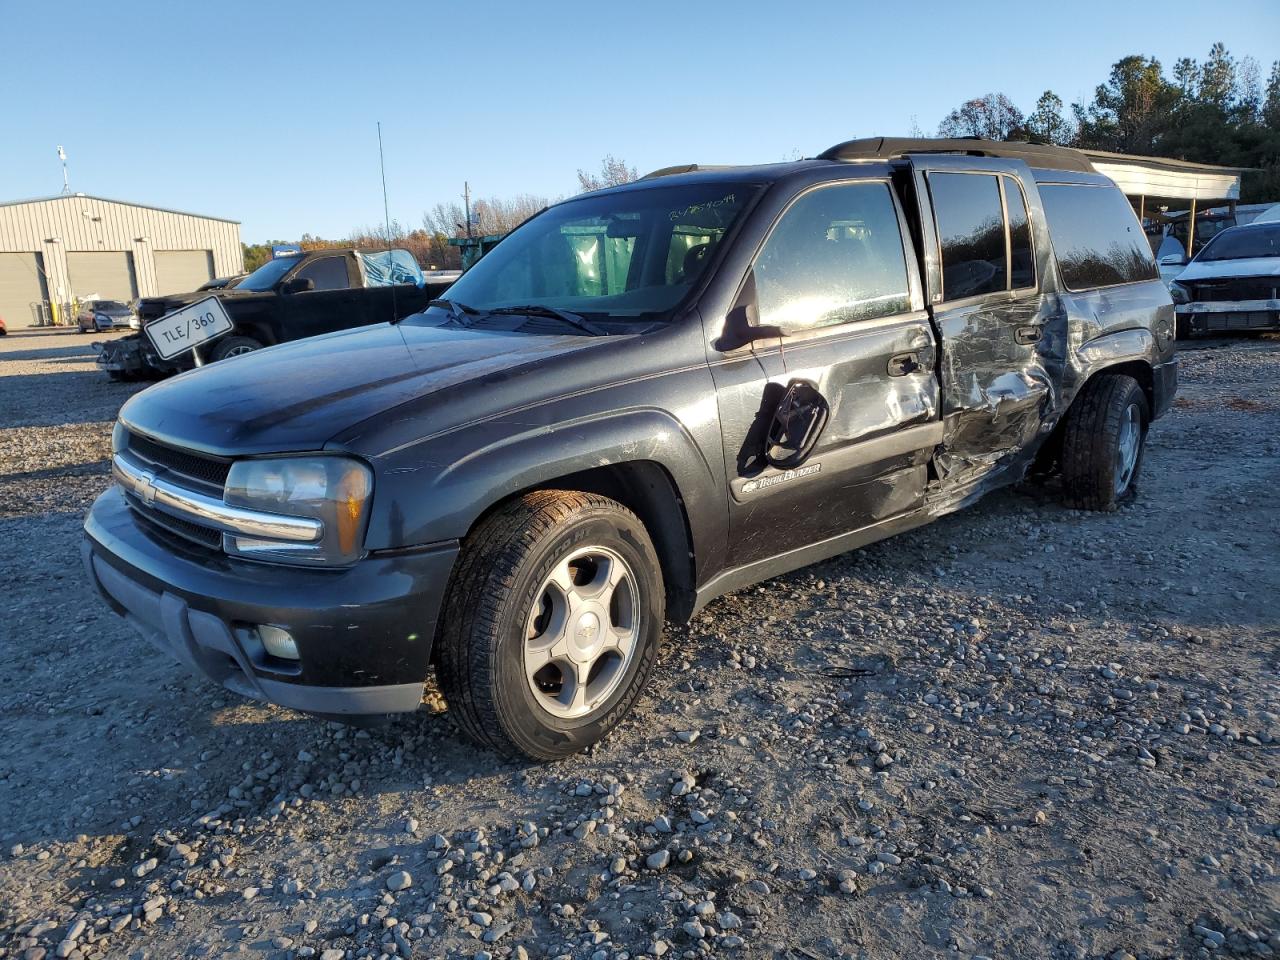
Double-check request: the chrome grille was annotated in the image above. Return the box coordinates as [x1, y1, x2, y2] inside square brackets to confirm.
[126, 430, 232, 490]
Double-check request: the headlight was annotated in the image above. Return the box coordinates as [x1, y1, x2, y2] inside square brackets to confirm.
[223, 456, 373, 566]
[1169, 282, 1190, 305]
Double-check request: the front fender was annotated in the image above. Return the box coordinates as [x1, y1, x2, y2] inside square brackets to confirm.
[362, 405, 726, 569]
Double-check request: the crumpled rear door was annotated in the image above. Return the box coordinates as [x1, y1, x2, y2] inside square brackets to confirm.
[907, 158, 1065, 508]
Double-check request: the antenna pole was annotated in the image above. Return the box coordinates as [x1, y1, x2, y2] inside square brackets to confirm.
[464, 181, 472, 239]
[57, 145, 70, 194]
[376, 122, 398, 320]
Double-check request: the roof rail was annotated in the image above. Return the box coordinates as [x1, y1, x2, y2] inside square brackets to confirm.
[819, 137, 1095, 174]
[639, 163, 741, 180]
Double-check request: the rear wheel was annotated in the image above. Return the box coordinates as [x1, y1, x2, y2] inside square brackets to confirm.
[437, 490, 664, 760]
[208, 335, 262, 362]
[1060, 373, 1149, 511]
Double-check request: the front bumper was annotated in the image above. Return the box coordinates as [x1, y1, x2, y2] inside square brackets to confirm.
[83, 486, 459, 715]
[1177, 299, 1280, 334]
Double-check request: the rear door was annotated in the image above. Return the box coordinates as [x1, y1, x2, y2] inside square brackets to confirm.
[283, 255, 364, 338]
[908, 158, 1058, 501]
[710, 178, 941, 567]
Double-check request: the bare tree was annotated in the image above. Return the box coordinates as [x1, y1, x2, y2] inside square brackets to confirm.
[937, 93, 1026, 141]
[422, 193, 554, 239]
[576, 155, 638, 193]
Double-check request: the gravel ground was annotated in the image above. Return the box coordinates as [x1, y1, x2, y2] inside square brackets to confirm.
[1, 328, 1277, 960]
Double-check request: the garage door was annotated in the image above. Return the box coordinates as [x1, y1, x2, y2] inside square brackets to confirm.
[67, 251, 137, 302]
[155, 250, 214, 295]
[0, 253, 49, 327]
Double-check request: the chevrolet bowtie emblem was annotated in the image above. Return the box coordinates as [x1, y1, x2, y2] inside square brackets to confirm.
[137, 469, 159, 506]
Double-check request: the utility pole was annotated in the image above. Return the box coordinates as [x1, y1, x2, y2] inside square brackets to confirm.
[57, 146, 70, 194]
[463, 181, 472, 239]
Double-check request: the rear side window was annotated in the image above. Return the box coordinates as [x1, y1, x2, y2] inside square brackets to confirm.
[928, 173, 1009, 301]
[753, 181, 912, 332]
[1004, 177, 1035, 289]
[1038, 184, 1157, 290]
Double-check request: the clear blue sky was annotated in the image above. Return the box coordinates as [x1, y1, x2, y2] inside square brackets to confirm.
[2, 0, 1276, 242]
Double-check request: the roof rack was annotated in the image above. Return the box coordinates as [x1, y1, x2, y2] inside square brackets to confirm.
[819, 137, 1096, 174]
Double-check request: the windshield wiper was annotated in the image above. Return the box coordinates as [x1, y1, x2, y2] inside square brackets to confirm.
[487, 304, 607, 336]
[422, 298, 482, 327]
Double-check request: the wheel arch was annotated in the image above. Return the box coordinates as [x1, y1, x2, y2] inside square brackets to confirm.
[460, 460, 698, 623]
[1036, 359, 1154, 474]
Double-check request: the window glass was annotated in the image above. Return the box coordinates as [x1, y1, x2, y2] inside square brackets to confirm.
[295, 256, 350, 291]
[1038, 184, 1158, 289]
[1004, 177, 1035, 289]
[929, 172, 1007, 300]
[753, 182, 911, 332]
[236, 256, 298, 291]
[1196, 224, 1280, 262]
[438, 183, 756, 319]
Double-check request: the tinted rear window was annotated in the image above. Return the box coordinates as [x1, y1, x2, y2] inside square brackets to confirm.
[929, 172, 1007, 300]
[1039, 183, 1157, 290]
[1004, 177, 1035, 289]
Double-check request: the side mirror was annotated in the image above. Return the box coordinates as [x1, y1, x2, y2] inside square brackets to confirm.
[716, 270, 782, 351]
[282, 276, 315, 294]
[1158, 254, 1187, 267]
[765, 380, 829, 469]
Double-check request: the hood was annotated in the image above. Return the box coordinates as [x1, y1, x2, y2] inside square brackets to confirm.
[119, 322, 598, 456]
[1176, 256, 1280, 283]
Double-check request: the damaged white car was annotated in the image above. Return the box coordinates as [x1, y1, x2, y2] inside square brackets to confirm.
[1171, 221, 1280, 338]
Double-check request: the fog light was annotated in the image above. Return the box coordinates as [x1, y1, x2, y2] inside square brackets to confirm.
[258, 625, 299, 660]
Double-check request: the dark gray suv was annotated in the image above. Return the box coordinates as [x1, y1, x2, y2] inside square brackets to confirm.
[84, 138, 1177, 759]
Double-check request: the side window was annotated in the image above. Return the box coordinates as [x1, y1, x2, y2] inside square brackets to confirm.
[1003, 177, 1035, 289]
[294, 257, 351, 291]
[1038, 183, 1158, 290]
[928, 172, 1007, 301]
[753, 182, 911, 332]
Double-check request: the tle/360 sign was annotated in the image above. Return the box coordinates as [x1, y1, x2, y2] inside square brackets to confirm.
[143, 296, 234, 361]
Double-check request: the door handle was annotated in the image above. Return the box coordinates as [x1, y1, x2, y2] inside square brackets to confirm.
[887, 352, 921, 377]
[1014, 325, 1042, 345]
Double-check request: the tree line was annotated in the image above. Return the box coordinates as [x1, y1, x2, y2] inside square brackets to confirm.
[935, 44, 1278, 202]
[243, 45, 1276, 273]
[241, 156, 639, 273]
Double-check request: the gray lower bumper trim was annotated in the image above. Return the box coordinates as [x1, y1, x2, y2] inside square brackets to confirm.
[83, 541, 424, 716]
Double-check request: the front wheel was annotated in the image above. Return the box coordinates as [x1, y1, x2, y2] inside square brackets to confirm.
[1060, 373, 1149, 511]
[437, 490, 664, 760]
[207, 335, 262, 362]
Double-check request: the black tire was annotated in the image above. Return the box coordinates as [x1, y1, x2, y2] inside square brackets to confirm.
[1060, 374, 1149, 511]
[1175, 315, 1192, 341]
[207, 335, 262, 362]
[437, 490, 665, 760]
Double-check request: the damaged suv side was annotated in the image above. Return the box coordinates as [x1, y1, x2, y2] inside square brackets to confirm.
[84, 138, 1176, 760]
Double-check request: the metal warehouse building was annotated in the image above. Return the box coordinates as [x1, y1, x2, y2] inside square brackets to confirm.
[0, 194, 242, 327]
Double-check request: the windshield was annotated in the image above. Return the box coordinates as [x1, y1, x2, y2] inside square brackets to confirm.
[237, 256, 301, 291]
[96, 300, 127, 312]
[434, 181, 758, 321]
[1196, 224, 1280, 262]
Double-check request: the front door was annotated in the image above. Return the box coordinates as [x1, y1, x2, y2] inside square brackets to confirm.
[909, 160, 1058, 502]
[285, 255, 364, 337]
[709, 178, 942, 568]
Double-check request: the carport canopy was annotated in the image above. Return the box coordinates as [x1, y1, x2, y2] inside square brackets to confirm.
[1081, 150, 1249, 256]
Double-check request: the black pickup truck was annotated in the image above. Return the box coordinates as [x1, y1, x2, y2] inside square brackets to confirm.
[96, 248, 457, 379]
[85, 138, 1176, 760]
